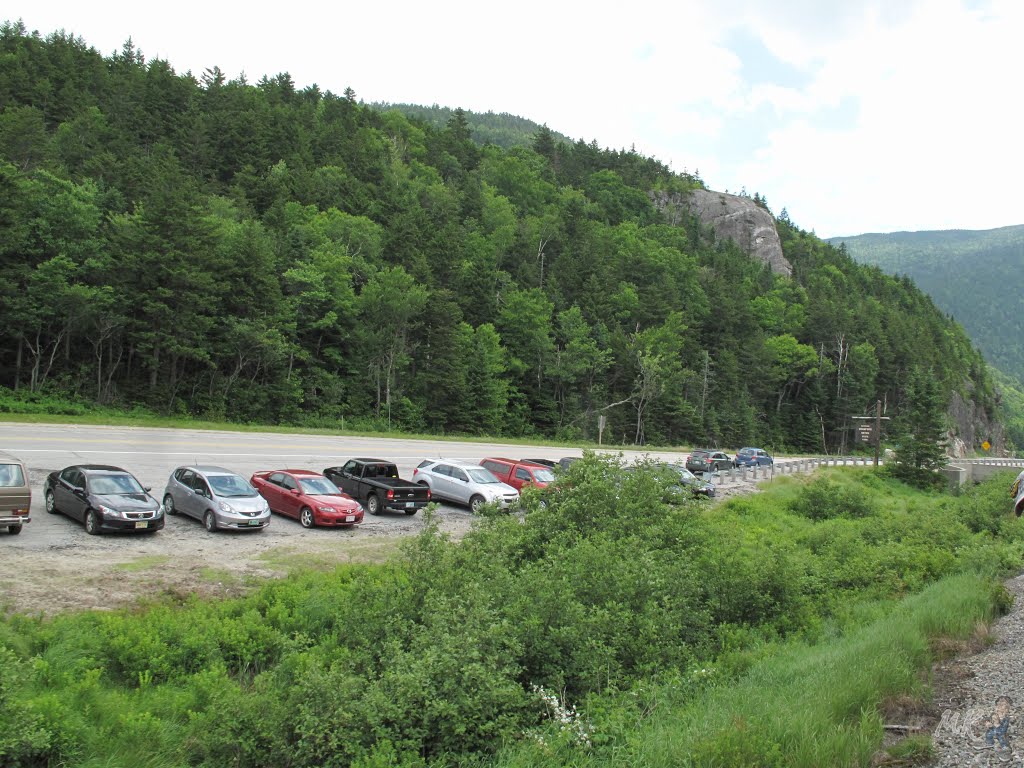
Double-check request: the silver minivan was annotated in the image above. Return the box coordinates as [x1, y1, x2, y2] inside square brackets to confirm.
[0, 451, 31, 535]
[163, 465, 270, 532]
[412, 459, 519, 513]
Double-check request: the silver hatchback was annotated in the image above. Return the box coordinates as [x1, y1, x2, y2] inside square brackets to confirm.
[163, 466, 271, 532]
[412, 459, 519, 513]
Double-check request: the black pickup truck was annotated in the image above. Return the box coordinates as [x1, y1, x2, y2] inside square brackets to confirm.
[323, 458, 431, 516]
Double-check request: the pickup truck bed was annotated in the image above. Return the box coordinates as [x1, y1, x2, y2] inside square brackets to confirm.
[324, 459, 430, 515]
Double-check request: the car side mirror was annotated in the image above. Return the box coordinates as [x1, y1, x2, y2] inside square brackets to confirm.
[74, 488, 87, 498]
[144, 486, 152, 492]
[291, 488, 301, 495]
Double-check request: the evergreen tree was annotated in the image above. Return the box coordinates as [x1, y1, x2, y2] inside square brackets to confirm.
[888, 367, 949, 487]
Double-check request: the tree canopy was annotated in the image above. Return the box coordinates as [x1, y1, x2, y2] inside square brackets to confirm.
[0, 21, 999, 450]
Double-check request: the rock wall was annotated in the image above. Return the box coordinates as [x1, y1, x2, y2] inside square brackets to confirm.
[948, 390, 1007, 457]
[650, 188, 792, 277]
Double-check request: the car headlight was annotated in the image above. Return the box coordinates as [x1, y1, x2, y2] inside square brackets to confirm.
[316, 505, 334, 513]
[219, 501, 234, 513]
[97, 505, 121, 519]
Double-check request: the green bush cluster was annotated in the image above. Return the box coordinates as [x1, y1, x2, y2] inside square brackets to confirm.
[1, 458, 1022, 768]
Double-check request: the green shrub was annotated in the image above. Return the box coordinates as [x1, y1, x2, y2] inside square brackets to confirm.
[790, 476, 878, 520]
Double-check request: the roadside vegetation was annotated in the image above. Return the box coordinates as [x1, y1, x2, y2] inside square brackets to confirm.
[2, 455, 1021, 767]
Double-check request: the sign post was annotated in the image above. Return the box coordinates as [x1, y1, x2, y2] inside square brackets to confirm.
[851, 400, 891, 467]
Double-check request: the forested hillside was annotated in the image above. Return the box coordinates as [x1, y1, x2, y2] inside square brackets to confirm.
[831, 226, 1024, 382]
[368, 103, 571, 150]
[0, 21, 1000, 451]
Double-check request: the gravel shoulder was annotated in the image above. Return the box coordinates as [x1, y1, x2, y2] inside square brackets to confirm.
[926, 572, 1024, 767]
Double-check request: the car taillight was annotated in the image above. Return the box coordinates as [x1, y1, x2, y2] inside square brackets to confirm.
[387, 489, 394, 500]
[426, 488, 431, 500]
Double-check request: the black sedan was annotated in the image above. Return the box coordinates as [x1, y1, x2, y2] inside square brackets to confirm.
[44, 465, 164, 535]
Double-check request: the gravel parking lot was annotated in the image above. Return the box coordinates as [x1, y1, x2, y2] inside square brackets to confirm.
[2, 423, 754, 616]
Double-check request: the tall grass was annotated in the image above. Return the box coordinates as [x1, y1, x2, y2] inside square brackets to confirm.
[496, 574, 1000, 768]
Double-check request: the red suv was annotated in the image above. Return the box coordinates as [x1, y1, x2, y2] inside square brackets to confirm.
[479, 458, 556, 491]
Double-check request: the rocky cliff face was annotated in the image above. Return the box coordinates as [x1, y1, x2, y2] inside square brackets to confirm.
[650, 189, 792, 277]
[947, 390, 1007, 457]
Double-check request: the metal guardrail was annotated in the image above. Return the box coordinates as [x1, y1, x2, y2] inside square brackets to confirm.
[707, 456, 875, 486]
[705, 456, 1024, 488]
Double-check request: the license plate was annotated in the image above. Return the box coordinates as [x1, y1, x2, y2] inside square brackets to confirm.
[406, 501, 415, 508]
[345, 515, 355, 522]
[248, 520, 261, 526]
[134, 521, 148, 529]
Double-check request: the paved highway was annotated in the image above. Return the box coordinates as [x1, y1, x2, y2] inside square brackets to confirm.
[0, 422, 693, 492]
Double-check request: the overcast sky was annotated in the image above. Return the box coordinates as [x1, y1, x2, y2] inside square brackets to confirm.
[10, 0, 1023, 237]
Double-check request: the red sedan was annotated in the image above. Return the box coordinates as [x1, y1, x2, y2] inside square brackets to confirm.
[250, 470, 363, 528]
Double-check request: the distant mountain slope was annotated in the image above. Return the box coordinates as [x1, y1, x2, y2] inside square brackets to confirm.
[830, 226, 1024, 382]
[369, 102, 571, 149]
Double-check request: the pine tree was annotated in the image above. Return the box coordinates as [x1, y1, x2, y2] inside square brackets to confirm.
[889, 367, 948, 487]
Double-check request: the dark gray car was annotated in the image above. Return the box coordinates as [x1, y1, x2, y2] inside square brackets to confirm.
[163, 466, 271, 532]
[44, 464, 164, 535]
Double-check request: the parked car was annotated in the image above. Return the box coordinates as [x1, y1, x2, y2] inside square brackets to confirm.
[412, 460, 519, 513]
[323, 458, 431, 515]
[558, 457, 581, 471]
[163, 466, 271, 532]
[623, 463, 716, 500]
[43, 464, 164, 535]
[479, 458, 556, 491]
[735, 447, 774, 467]
[685, 449, 734, 474]
[658, 463, 717, 498]
[521, 458, 557, 468]
[0, 451, 31, 535]
[250, 470, 363, 528]
[684, 450, 733, 475]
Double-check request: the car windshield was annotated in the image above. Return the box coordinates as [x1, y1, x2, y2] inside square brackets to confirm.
[91, 473, 144, 495]
[208, 474, 257, 498]
[467, 468, 500, 484]
[676, 467, 699, 481]
[533, 469, 556, 483]
[0, 463, 25, 487]
[299, 477, 342, 495]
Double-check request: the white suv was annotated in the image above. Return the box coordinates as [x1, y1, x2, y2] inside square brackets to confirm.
[412, 460, 519, 513]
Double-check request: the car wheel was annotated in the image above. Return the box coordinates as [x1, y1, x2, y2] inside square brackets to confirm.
[8, 524, 22, 535]
[45, 490, 58, 514]
[204, 510, 217, 532]
[163, 494, 177, 516]
[366, 494, 381, 515]
[84, 510, 100, 535]
[299, 507, 315, 528]
[469, 495, 485, 514]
